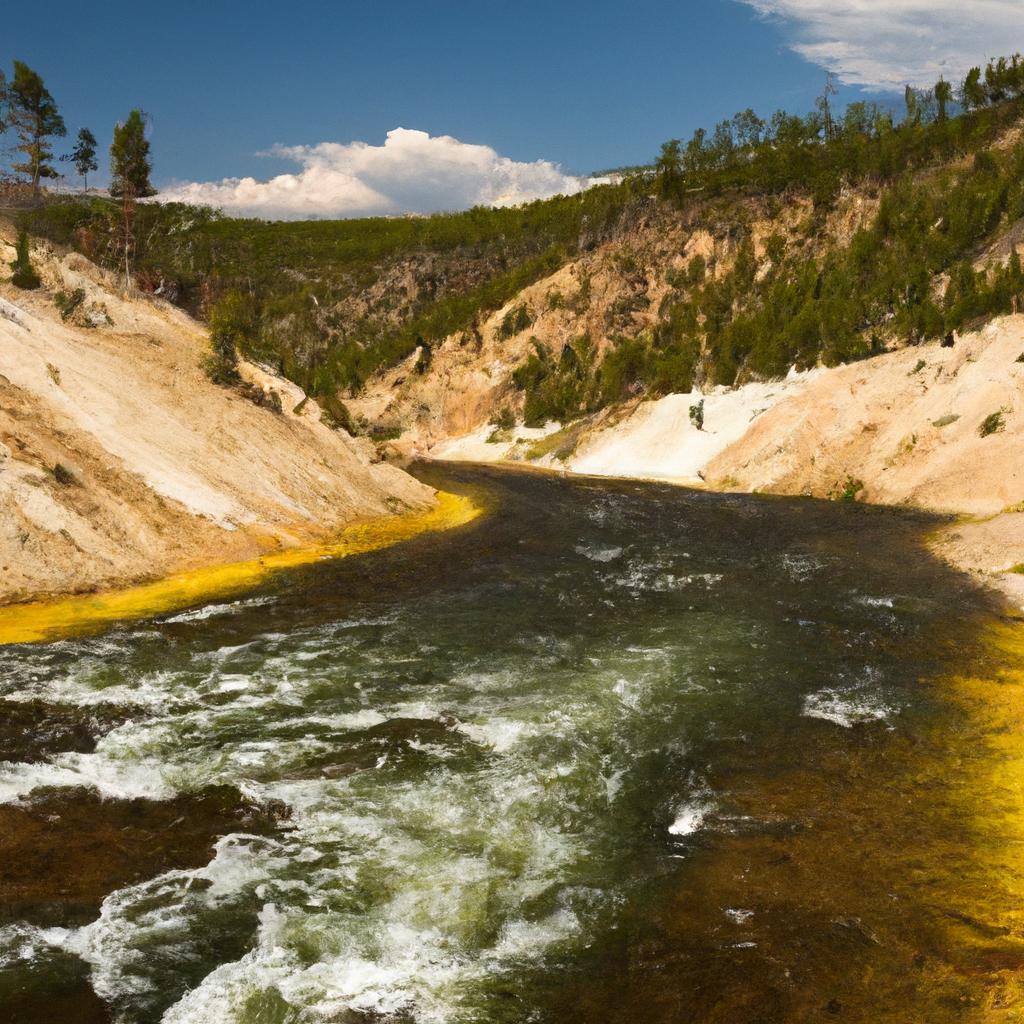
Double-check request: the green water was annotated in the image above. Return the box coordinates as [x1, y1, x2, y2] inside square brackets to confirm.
[0, 464, 1018, 1023]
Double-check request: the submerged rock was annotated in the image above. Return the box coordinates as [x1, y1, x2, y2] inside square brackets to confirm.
[0, 785, 286, 928]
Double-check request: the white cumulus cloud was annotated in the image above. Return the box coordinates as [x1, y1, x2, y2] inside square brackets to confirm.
[737, 0, 1024, 89]
[159, 127, 597, 220]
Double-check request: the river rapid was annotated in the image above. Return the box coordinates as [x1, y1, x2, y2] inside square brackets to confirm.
[1, 463, 1022, 1023]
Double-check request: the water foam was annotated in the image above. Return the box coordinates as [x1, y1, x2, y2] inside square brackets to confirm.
[668, 798, 714, 837]
[802, 687, 897, 728]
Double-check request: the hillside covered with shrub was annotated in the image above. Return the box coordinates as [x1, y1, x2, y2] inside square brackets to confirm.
[15, 55, 1024, 433]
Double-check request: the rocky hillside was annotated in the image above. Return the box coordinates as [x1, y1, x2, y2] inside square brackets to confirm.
[346, 190, 841, 444]
[0, 225, 434, 604]
[343, 118, 1024, 456]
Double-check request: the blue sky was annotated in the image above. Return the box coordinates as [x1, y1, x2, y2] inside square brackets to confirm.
[5, 0, 1023, 218]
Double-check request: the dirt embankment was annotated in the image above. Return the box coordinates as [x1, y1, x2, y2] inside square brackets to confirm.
[0, 227, 435, 605]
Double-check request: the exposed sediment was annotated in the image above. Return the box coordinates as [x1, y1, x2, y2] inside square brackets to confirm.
[0, 226, 436, 607]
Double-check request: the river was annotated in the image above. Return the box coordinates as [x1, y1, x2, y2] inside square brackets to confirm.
[1, 463, 1022, 1023]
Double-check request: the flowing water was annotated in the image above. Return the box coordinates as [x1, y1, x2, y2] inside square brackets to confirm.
[1, 464, 1023, 1023]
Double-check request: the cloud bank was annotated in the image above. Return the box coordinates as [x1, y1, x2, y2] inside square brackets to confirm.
[160, 128, 596, 220]
[738, 0, 1024, 89]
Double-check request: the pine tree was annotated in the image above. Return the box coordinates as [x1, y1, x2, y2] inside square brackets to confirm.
[904, 85, 919, 125]
[962, 67, 986, 110]
[817, 72, 838, 140]
[655, 139, 683, 201]
[109, 110, 155, 288]
[8, 62, 66, 197]
[109, 110, 155, 198]
[0, 68, 8, 134]
[935, 78, 953, 123]
[63, 127, 98, 190]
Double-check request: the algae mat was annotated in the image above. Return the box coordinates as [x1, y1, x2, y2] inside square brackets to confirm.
[0, 490, 480, 645]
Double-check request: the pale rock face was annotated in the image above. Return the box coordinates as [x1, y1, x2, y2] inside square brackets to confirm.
[0, 226, 435, 604]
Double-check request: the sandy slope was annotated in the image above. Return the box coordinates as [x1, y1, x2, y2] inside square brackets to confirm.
[704, 317, 1024, 514]
[567, 373, 823, 482]
[0, 229, 434, 604]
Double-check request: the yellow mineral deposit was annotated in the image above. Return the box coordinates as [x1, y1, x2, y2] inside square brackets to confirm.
[0, 491, 480, 646]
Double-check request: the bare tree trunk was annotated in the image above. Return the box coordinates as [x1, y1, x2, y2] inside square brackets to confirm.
[122, 184, 136, 290]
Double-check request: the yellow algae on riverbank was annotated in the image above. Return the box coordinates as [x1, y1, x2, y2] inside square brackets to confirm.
[0, 491, 481, 646]
[925, 618, 1024, 1015]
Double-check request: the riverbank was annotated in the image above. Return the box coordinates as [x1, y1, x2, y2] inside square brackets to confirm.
[428, 315, 1024, 610]
[0, 224, 436, 606]
[0, 490, 480, 645]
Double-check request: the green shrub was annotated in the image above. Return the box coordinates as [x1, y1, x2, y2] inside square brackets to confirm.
[689, 399, 705, 431]
[599, 336, 650, 405]
[54, 288, 86, 321]
[368, 424, 402, 441]
[489, 407, 515, 430]
[265, 389, 283, 414]
[513, 336, 597, 426]
[204, 291, 257, 385]
[979, 409, 1007, 436]
[319, 394, 354, 432]
[52, 463, 77, 486]
[499, 303, 532, 339]
[10, 231, 41, 290]
[831, 476, 865, 502]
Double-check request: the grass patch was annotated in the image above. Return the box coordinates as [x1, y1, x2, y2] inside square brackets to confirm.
[525, 421, 588, 462]
[932, 413, 960, 428]
[52, 463, 77, 486]
[979, 409, 1007, 437]
[830, 475, 865, 502]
